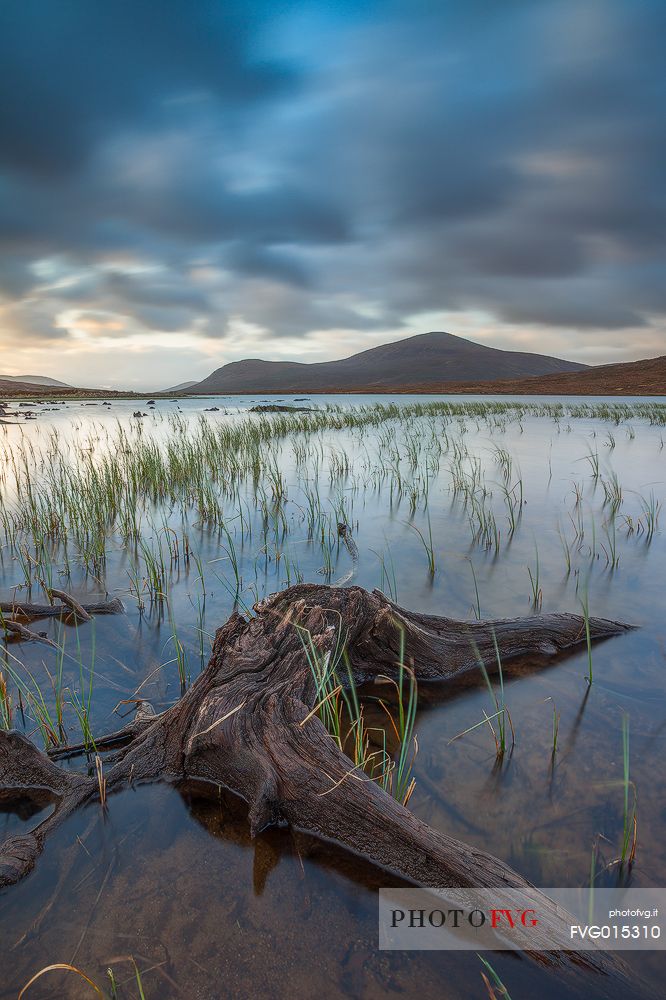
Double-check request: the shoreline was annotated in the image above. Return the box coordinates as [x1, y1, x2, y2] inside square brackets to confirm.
[2, 387, 665, 401]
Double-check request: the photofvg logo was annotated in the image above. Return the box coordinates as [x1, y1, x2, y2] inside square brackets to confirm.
[379, 888, 666, 951]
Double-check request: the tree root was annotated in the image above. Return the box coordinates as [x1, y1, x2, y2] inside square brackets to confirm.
[0, 584, 643, 997]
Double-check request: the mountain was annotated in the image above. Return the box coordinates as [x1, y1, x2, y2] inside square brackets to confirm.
[0, 374, 72, 388]
[162, 380, 198, 393]
[186, 331, 587, 394]
[0, 351, 661, 401]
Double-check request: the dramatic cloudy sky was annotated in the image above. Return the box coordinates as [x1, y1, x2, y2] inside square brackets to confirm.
[1, 0, 665, 388]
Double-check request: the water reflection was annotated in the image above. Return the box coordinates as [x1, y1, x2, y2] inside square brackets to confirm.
[0, 396, 665, 998]
[0, 782, 644, 999]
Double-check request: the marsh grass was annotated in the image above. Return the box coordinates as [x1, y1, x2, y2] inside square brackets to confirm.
[19, 959, 147, 999]
[558, 524, 572, 574]
[107, 967, 119, 998]
[478, 955, 512, 999]
[0, 400, 662, 616]
[583, 445, 600, 481]
[165, 601, 188, 692]
[449, 634, 514, 758]
[95, 753, 107, 809]
[637, 490, 661, 541]
[18, 964, 105, 998]
[0, 666, 12, 728]
[406, 515, 436, 576]
[296, 618, 418, 805]
[71, 620, 97, 749]
[1, 617, 98, 749]
[550, 700, 560, 756]
[468, 558, 481, 619]
[578, 583, 594, 684]
[372, 544, 398, 602]
[132, 960, 146, 1000]
[601, 509, 619, 569]
[527, 544, 542, 610]
[376, 624, 418, 805]
[297, 620, 348, 749]
[619, 714, 638, 868]
[3, 650, 62, 748]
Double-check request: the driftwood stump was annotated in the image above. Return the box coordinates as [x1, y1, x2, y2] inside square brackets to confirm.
[0, 585, 643, 996]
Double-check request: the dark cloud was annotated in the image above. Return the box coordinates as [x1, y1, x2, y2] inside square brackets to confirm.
[0, 0, 664, 361]
[0, 0, 295, 177]
[4, 300, 70, 340]
[0, 256, 38, 297]
[226, 245, 313, 287]
[103, 271, 211, 312]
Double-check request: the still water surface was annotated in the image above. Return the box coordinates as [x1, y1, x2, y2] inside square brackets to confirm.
[0, 394, 664, 998]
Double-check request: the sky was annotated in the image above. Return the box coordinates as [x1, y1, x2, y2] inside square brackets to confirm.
[1, 0, 665, 389]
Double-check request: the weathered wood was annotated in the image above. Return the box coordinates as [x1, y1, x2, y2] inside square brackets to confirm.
[1, 620, 58, 647]
[0, 596, 124, 620]
[45, 587, 93, 621]
[0, 584, 641, 996]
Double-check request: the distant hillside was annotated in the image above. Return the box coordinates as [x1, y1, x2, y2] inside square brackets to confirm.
[0, 380, 146, 400]
[0, 378, 46, 396]
[405, 354, 665, 396]
[162, 380, 198, 393]
[0, 374, 72, 388]
[187, 331, 587, 394]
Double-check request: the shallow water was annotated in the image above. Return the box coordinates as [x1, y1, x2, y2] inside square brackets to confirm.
[0, 395, 665, 998]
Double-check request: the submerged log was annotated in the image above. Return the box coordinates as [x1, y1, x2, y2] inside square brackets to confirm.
[0, 620, 58, 647]
[0, 596, 124, 621]
[0, 584, 641, 996]
[0, 593, 123, 644]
